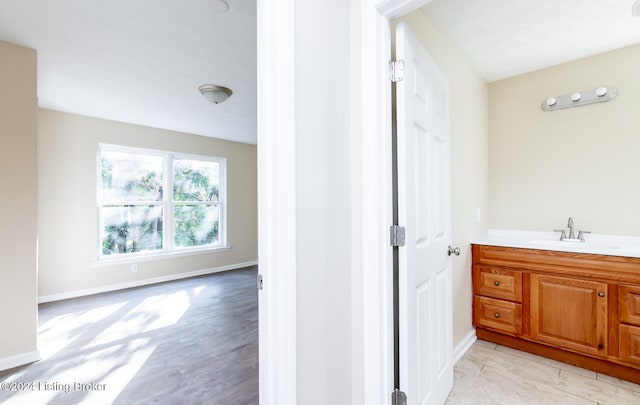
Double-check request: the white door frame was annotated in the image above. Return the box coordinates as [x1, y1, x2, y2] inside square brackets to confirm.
[257, 1, 435, 404]
[257, 0, 297, 404]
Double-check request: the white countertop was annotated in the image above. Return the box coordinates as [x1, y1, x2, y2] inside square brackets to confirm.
[471, 229, 640, 258]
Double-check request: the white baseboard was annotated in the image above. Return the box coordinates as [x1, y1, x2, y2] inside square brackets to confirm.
[0, 350, 40, 372]
[453, 328, 477, 364]
[38, 261, 258, 304]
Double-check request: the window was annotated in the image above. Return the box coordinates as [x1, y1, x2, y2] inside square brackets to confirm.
[98, 145, 225, 258]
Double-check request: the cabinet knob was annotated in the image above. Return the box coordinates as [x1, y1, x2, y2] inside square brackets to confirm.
[598, 291, 605, 298]
[493, 280, 500, 286]
[494, 312, 500, 319]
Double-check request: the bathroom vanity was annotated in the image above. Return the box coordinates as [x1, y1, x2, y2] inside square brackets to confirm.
[472, 238, 640, 384]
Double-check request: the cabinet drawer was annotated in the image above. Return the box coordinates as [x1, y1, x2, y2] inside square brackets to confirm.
[473, 266, 522, 302]
[620, 324, 640, 366]
[619, 285, 640, 326]
[473, 295, 522, 335]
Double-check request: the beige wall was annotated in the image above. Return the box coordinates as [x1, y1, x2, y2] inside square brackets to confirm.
[38, 109, 257, 298]
[0, 41, 38, 361]
[395, 11, 490, 348]
[489, 44, 640, 235]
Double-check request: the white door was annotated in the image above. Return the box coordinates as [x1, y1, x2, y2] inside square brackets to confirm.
[395, 21, 453, 405]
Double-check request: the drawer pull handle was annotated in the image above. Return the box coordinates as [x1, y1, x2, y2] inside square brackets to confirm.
[494, 312, 500, 318]
[598, 291, 605, 298]
[493, 281, 500, 286]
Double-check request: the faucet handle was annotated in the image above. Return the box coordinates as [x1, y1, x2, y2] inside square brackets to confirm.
[553, 229, 567, 240]
[577, 230, 591, 242]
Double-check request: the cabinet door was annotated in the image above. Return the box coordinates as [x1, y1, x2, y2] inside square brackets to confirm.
[619, 285, 640, 326]
[620, 324, 640, 366]
[530, 274, 608, 357]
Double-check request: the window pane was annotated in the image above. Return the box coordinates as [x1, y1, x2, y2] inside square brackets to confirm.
[101, 205, 163, 255]
[101, 150, 164, 201]
[174, 205, 219, 247]
[173, 158, 219, 202]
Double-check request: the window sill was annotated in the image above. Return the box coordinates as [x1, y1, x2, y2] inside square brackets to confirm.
[91, 245, 232, 268]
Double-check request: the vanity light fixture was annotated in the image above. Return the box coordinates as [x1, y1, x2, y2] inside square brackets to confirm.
[541, 86, 617, 112]
[199, 84, 233, 104]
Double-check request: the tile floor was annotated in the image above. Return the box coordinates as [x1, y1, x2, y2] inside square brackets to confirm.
[446, 339, 640, 405]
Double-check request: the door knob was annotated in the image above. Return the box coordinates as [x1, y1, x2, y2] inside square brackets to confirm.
[447, 246, 460, 256]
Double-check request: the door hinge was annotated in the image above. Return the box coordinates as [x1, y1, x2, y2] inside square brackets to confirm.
[389, 60, 405, 83]
[390, 225, 406, 247]
[257, 274, 263, 290]
[391, 389, 407, 405]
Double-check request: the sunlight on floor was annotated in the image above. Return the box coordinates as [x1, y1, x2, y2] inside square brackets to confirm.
[87, 289, 195, 348]
[2, 285, 207, 404]
[80, 337, 156, 404]
[3, 338, 155, 405]
[39, 303, 128, 360]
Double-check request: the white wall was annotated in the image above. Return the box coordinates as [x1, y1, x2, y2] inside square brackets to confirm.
[489, 43, 640, 235]
[0, 40, 38, 367]
[38, 109, 257, 299]
[295, 0, 352, 403]
[394, 10, 489, 347]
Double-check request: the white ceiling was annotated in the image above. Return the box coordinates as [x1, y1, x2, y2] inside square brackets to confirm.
[421, 0, 640, 82]
[2, 1, 640, 145]
[0, 0, 257, 144]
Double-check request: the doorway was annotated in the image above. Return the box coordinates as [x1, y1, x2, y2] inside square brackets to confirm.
[257, 1, 464, 404]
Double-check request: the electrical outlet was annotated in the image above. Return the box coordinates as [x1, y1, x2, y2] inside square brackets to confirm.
[131, 264, 138, 273]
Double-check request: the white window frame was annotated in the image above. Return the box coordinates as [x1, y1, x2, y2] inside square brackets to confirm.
[97, 143, 227, 261]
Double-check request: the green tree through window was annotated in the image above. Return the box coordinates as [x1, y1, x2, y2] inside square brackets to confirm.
[173, 158, 220, 248]
[98, 145, 224, 258]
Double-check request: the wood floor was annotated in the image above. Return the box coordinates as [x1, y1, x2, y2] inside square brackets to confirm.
[0, 267, 258, 405]
[447, 339, 640, 404]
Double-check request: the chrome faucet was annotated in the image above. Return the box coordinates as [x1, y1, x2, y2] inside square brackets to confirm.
[554, 217, 590, 242]
[567, 217, 575, 239]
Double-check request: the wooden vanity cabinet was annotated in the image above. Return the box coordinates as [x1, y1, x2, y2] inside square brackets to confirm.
[472, 244, 640, 384]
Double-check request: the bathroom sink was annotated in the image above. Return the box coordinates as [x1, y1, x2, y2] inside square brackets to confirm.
[480, 229, 640, 258]
[528, 240, 621, 250]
